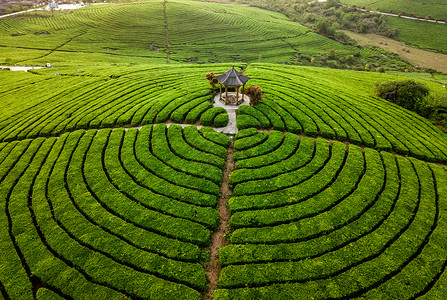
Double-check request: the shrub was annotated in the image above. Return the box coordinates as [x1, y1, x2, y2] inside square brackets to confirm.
[316, 18, 335, 36]
[205, 72, 218, 89]
[418, 94, 447, 117]
[244, 86, 263, 106]
[345, 54, 354, 64]
[200, 107, 226, 126]
[375, 80, 429, 111]
[214, 113, 229, 128]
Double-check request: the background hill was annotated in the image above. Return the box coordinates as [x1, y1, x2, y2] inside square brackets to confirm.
[0, 0, 411, 71]
[341, 0, 447, 20]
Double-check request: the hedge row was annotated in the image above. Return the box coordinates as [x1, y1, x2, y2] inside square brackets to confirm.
[106, 129, 219, 230]
[237, 65, 447, 163]
[200, 107, 229, 128]
[234, 132, 299, 169]
[149, 124, 223, 187]
[233, 130, 283, 162]
[215, 130, 447, 299]
[0, 65, 236, 143]
[229, 143, 364, 229]
[0, 125, 231, 299]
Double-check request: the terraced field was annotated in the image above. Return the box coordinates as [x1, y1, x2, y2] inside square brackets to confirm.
[215, 129, 447, 299]
[0, 124, 230, 299]
[341, 0, 447, 20]
[385, 16, 447, 55]
[0, 0, 409, 69]
[0, 64, 232, 142]
[1, 63, 447, 299]
[239, 64, 447, 163]
[1, 1, 447, 299]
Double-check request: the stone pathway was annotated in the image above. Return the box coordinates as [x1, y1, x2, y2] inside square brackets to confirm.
[212, 93, 250, 135]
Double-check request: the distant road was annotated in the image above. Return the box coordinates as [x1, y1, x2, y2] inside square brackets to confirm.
[310, 0, 446, 24]
[0, 66, 45, 71]
[0, 3, 109, 19]
[0, 8, 42, 19]
[359, 8, 446, 24]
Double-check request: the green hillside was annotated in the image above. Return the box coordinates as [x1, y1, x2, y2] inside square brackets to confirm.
[341, 0, 447, 20]
[0, 0, 347, 65]
[386, 16, 447, 54]
[1, 63, 446, 161]
[0, 0, 447, 299]
[216, 129, 447, 299]
[0, 0, 412, 71]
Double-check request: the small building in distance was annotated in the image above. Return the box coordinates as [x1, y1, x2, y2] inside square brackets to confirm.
[48, 2, 59, 9]
[214, 65, 251, 106]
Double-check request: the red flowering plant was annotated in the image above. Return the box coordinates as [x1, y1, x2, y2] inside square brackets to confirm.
[206, 72, 218, 89]
[244, 86, 263, 106]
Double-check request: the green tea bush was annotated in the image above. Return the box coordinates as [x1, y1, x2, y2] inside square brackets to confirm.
[216, 130, 447, 299]
[213, 113, 229, 128]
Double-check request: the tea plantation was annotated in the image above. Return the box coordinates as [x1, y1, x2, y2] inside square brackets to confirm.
[0, 0, 447, 299]
[0, 0, 410, 69]
[216, 129, 447, 299]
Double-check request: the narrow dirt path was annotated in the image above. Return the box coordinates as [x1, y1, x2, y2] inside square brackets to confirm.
[163, 0, 171, 64]
[202, 140, 234, 300]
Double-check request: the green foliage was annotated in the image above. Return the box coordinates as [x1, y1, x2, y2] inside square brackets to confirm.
[216, 130, 447, 299]
[341, 0, 447, 21]
[0, 64, 221, 141]
[375, 80, 430, 111]
[244, 86, 263, 106]
[316, 18, 335, 36]
[238, 64, 447, 162]
[198, 126, 231, 149]
[418, 93, 447, 131]
[0, 124, 232, 299]
[386, 16, 447, 55]
[200, 107, 228, 127]
[213, 113, 229, 128]
[0, 0, 411, 70]
[0, 2, 447, 299]
[236, 114, 261, 130]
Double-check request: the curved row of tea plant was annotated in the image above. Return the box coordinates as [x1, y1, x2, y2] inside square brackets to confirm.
[238, 64, 447, 163]
[0, 0, 411, 68]
[215, 129, 447, 299]
[0, 124, 230, 300]
[0, 64, 233, 143]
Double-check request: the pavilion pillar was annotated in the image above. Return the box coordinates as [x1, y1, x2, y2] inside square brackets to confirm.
[225, 86, 228, 104]
[236, 86, 239, 103]
[242, 84, 245, 100]
[220, 84, 222, 100]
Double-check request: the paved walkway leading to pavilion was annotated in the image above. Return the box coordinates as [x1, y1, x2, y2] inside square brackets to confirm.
[213, 93, 249, 135]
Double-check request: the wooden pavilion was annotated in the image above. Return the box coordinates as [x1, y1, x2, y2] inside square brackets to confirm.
[214, 65, 251, 106]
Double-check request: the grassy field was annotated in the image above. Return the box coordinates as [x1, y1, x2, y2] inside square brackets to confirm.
[341, 0, 447, 20]
[342, 30, 447, 73]
[0, 0, 447, 299]
[385, 16, 447, 55]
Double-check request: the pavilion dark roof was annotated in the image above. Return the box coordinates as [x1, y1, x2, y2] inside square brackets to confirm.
[215, 65, 251, 86]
